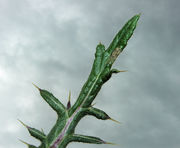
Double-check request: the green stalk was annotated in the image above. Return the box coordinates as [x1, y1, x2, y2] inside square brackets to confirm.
[19, 14, 140, 148]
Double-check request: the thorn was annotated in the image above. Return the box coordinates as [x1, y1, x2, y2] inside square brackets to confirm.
[99, 41, 102, 45]
[111, 69, 127, 74]
[18, 139, 29, 146]
[68, 90, 71, 102]
[114, 70, 127, 73]
[17, 119, 28, 128]
[32, 83, 41, 91]
[91, 102, 97, 107]
[105, 141, 118, 146]
[88, 102, 97, 109]
[118, 70, 127, 73]
[67, 90, 71, 109]
[109, 118, 121, 124]
[41, 128, 45, 134]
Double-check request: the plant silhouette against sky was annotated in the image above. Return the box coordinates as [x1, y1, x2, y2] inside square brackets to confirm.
[19, 14, 140, 148]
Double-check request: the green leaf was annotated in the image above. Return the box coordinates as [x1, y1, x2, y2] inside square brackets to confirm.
[85, 107, 121, 124]
[86, 107, 110, 120]
[18, 119, 46, 141]
[33, 84, 66, 115]
[19, 139, 37, 148]
[40, 89, 66, 115]
[20, 14, 140, 148]
[28, 127, 46, 141]
[107, 14, 140, 57]
[69, 14, 140, 112]
[70, 134, 106, 144]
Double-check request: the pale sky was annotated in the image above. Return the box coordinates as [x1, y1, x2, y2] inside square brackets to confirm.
[0, 0, 180, 148]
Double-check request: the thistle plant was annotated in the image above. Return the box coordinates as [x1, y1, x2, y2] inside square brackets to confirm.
[19, 14, 140, 148]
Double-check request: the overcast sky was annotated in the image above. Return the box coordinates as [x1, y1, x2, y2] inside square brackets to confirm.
[0, 0, 180, 148]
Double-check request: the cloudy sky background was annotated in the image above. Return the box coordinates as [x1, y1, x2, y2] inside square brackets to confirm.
[0, 0, 180, 148]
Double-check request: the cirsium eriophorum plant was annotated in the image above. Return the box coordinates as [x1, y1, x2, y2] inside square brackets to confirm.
[19, 14, 140, 148]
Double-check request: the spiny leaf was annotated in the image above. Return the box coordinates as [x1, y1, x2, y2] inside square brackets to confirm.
[86, 107, 110, 120]
[86, 107, 121, 124]
[33, 83, 66, 115]
[18, 119, 46, 141]
[19, 139, 37, 148]
[70, 134, 108, 144]
[107, 14, 140, 57]
[28, 127, 46, 141]
[20, 14, 140, 148]
[101, 69, 127, 83]
[70, 14, 140, 111]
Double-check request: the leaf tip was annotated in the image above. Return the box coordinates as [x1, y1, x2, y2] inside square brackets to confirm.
[90, 102, 97, 107]
[18, 139, 29, 146]
[68, 90, 71, 102]
[17, 119, 28, 128]
[32, 83, 41, 91]
[119, 70, 127, 73]
[135, 13, 141, 22]
[138, 13, 141, 17]
[41, 128, 45, 134]
[109, 118, 122, 124]
[111, 69, 127, 74]
[99, 41, 102, 44]
[67, 90, 71, 109]
[105, 141, 118, 146]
